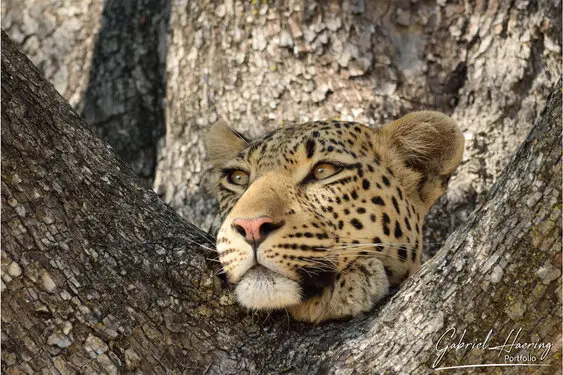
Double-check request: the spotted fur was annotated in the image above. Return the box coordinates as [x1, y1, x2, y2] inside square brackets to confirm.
[206, 112, 464, 323]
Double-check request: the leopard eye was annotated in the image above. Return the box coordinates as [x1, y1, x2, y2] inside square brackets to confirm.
[313, 162, 341, 180]
[227, 170, 249, 186]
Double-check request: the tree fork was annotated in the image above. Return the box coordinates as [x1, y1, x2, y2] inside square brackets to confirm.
[1, 32, 561, 374]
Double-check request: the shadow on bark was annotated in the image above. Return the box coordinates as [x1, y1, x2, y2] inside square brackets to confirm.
[79, 0, 170, 185]
[1, 29, 561, 373]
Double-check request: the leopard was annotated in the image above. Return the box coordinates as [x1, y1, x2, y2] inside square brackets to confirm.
[205, 111, 464, 323]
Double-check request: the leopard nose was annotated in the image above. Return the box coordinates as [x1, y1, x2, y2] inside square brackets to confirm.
[232, 216, 284, 248]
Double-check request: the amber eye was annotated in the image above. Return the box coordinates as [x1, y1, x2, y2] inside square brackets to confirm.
[227, 170, 249, 186]
[313, 162, 341, 180]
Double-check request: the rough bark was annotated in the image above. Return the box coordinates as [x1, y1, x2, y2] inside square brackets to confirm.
[78, 0, 170, 184]
[1, 0, 170, 183]
[2, 32, 561, 375]
[4, 1, 561, 256]
[152, 0, 562, 254]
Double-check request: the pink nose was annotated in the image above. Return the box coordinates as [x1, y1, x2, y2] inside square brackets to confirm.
[232, 216, 283, 247]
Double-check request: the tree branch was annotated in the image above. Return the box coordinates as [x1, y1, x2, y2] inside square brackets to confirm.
[2, 31, 561, 375]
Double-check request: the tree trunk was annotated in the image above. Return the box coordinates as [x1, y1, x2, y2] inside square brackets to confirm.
[1, 0, 170, 184]
[4, 1, 560, 255]
[153, 0, 562, 254]
[2, 31, 561, 375]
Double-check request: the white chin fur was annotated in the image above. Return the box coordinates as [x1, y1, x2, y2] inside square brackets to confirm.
[235, 266, 301, 309]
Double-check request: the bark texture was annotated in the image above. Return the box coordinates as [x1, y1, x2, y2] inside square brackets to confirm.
[152, 0, 562, 253]
[3, 1, 561, 256]
[2, 32, 561, 375]
[1, 0, 170, 183]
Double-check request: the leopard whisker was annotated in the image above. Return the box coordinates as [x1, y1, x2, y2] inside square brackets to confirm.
[299, 267, 317, 278]
[326, 253, 407, 264]
[314, 247, 412, 260]
[141, 236, 218, 253]
[302, 255, 338, 268]
[205, 257, 223, 263]
[284, 308, 291, 328]
[329, 243, 417, 250]
[323, 250, 414, 263]
[197, 228, 218, 242]
[331, 235, 445, 246]
[298, 264, 335, 274]
[199, 244, 219, 252]
[214, 268, 227, 276]
[180, 236, 218, 252]
[348, 253, 414, 263]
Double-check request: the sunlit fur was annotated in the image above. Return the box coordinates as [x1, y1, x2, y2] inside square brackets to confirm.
[206, 112, 464, 323]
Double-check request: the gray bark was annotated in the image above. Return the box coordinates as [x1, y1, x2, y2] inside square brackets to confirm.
[78, 0, 170, 184]
[153, 0, 562, 256]
[3, 1, 561, 256]
[1, 0, 170, 184]
[2, 31, 561, 375]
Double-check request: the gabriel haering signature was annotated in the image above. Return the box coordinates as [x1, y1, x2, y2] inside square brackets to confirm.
[432, 327, 553, 371]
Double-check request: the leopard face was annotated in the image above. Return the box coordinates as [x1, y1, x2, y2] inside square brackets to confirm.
[206, 112, 464, 323]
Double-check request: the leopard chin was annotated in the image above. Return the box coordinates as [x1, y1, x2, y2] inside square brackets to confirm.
[235, 265, 302, 309]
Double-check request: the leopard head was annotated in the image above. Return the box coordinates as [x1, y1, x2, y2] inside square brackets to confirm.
[206, 112, 464, 322]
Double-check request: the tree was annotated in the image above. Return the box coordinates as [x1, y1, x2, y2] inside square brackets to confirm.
[153, 0, 562, 252]
[3, 1, 562, 254]
[2, 29, 561, 375]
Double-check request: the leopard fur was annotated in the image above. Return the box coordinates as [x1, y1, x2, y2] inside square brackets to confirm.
[206, 111, 464, 323]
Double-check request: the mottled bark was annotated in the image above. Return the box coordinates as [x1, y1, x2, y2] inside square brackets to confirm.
[1, 0, 102, 106]
[1, 0, 169, 184]
[153, 0, 562, 255]
[4, 0, 561, 256]
[78, 0, 170, 183]
[2, 32, 561, 375]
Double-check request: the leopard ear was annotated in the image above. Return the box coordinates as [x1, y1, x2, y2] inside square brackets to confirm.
[380, 111, 465, 207]
[205, 120, 249, 167]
